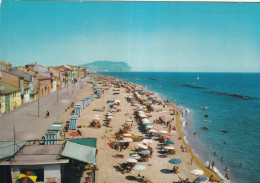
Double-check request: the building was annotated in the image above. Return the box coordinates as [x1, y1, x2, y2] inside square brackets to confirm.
[25, 62, 51, 78]
[0, 138, 97, 183]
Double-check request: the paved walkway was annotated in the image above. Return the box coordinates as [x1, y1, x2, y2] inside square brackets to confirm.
[0, 77, 90, 141]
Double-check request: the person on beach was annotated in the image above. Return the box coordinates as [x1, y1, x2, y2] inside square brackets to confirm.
[225, 173, 231, 181]
[208, 162, 211, 169]
[194, 132, 197, 135]
[214, 152, 216, 156]
[221, 157, 224, 161]
[190, 157, 193, 165]
[239, 163, 242, 167]
[45, 111, 50, 118]
[211, 161, 215, 169]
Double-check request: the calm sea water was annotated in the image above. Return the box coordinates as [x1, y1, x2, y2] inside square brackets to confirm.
[99, 72, 260, 183]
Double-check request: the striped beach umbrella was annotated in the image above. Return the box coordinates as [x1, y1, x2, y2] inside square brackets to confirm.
[17, 171, 37, 183]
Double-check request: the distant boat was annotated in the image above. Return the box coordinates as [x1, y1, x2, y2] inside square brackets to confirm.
[197, 76, 200, 80]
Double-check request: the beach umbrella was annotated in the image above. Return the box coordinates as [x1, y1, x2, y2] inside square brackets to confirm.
[137, 144, 148, 149]
[69, 132, 80, 137]
[161, 115, 169, 119]
[143, 123, 152, 126]
[123, 134, 132, 137]
[148, 129, 158, 133]
[126, 118, 133, 122]
[160, 130, 168, 134]
[140, 150, 150, 154]
[165, 141, 174, 145]
[130, 154, 140, 159]
[139, 114, 147, 118]
[107, 116, 113, 119]
[168, 158, 182, 164]
[123, 137, 133, 142]
[107, 113, 113, 116]
[17, 171, 37, 183]
[166, 132, 174, 136]
[132, 165, 146, 171]
[191, 169, 204, 176]
[142, 118, 149, 123]
[193, 176, 209, 183]
[115, 100, 121, 103]
[142, 139, 153, 145]
[112, 106, 117, 109]
[164, 146, 175, 150]
[146, 126, 153, 129]
[126, 158, 138, 163]
[151, 127, 159, 131]
[119, 139, 128, 143]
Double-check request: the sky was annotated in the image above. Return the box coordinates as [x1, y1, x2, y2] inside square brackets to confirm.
[0, 1, 260, 72]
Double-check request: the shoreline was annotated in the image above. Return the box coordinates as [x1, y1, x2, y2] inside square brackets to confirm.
[172, 104, 223, 183]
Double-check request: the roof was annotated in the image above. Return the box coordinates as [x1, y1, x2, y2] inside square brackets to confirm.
[52, 122, 63, 126]
[61, 141, 96, 164]
[47, 126, 62, 131]
[0, 141, 27, 161]
[69, 138, 97, 148]
[0, 144, 69, 165]
[0, 82, 20, 95]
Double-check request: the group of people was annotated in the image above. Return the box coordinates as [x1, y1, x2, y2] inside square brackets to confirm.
[172, 166, 181, 174]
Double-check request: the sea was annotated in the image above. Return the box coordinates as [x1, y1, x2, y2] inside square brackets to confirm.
[99, 72, 260, 183]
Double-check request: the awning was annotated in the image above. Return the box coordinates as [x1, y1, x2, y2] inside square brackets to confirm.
[61, 141, 96, 165]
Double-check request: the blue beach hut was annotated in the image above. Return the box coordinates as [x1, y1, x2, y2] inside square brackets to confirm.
[69, 115, 79, 130]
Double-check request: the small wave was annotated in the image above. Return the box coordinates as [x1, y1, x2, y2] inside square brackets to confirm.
[205, 162, 231, 183]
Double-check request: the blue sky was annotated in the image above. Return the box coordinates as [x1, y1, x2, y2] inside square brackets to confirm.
[1, 1, 260, 72]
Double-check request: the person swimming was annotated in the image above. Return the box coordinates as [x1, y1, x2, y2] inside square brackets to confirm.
[225, 167, 230, 171]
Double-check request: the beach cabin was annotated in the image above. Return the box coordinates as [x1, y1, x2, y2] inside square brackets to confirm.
[69, 115, 78, 130]
[96, 89, 101, 98]
[47, 125, 62, 139]
[45, 131, 57, 145]
[81, 99, 86, 109]
[74, 102, 83, 117]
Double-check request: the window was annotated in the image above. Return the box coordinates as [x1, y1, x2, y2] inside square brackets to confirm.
[20, 169, 44, 182]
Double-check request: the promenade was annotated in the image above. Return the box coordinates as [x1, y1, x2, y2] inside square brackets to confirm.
[0, 77, 89, 141]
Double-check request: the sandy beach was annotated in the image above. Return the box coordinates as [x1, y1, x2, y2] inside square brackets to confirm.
[57, 75, 222, 183]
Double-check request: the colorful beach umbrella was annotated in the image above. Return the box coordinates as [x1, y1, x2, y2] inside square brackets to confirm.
[194, 176, 209, 183]
[165, 132, 174, 136]
[165, 141, 174, 145]
[69, 132, 80, 137]
[151, 127, 159, 131]
[17, 171, 37, 183]
[119, 139, 128, 143]
[168, 158, 182, 164]
[161, 115, 169, 119]
[123, 134, 132, 137]
[126, 118, 133, 122]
